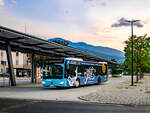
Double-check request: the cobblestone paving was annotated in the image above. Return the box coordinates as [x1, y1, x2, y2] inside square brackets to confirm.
[80, 76, 150, 105]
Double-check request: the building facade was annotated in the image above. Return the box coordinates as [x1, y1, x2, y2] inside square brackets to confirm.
[0, 50, 31, 77]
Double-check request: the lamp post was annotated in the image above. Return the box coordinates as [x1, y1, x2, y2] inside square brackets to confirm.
[125, 19, 140, 86]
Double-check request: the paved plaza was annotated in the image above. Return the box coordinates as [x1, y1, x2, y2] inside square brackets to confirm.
[81, 76, 150, 105]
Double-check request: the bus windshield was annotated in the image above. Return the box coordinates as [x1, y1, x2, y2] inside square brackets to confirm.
[42, 63, 63, 79]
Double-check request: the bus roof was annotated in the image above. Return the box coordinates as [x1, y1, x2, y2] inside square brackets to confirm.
[65, 58, 107, 66]
[65, 58, 83, 61]
[65, 58, 107, 64]
[99, 62, 107, 64]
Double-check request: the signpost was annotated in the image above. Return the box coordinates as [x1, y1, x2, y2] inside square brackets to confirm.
[125, 19, 140, 86]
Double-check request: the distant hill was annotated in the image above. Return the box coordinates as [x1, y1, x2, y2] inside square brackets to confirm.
[48, 38, 125, 64]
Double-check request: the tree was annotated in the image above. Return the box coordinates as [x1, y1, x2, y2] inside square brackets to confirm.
[123, 35, 150, 82]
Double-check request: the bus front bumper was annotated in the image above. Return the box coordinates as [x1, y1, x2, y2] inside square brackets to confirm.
[42, 79, 68, 87]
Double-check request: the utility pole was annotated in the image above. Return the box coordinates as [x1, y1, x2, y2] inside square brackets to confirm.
[125, 19, 140, 86]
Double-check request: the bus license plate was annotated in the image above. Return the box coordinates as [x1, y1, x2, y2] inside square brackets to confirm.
[50, 85, 55, 87]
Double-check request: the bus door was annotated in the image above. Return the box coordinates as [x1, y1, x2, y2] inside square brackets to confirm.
[77, 65, 85, 85]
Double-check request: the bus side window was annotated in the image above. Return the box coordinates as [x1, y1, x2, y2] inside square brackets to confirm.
[84, 65, 90, 76]
[100, 66, 103, 75]
[78, 65, 85, 76]
[93, 66, 97, 75]
[94, 66, 100, 75]
[78, 65, 82, 76]
[65, 64, 76, 77]
[82, 65, 86, 76]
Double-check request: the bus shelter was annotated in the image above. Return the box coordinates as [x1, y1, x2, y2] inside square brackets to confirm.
[0, 26, 119, 86]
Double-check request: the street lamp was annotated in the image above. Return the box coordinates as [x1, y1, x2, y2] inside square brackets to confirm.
[125, 19, 140, 86]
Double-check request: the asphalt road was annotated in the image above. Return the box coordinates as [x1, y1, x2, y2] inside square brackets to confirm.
[0, 76, 130, 101]
[0, 98, 150, 113]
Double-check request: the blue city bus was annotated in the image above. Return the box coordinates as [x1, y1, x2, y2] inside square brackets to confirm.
[41, 58, 108, 88]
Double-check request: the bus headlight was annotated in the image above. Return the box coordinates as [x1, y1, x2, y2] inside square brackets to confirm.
[42, 81, 46, 84]
[59, 81, 64, 85]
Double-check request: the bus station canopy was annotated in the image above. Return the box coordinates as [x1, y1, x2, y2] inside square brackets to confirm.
[0, 26, 118, 65]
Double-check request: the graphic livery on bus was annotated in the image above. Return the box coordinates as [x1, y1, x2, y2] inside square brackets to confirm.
[42, 58, 108, 88]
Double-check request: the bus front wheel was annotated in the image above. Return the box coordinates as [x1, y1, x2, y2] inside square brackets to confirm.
[75, 79, 80, 88]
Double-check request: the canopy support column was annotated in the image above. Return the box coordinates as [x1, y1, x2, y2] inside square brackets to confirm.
[31, 53, 37, 83]
[6, 43, 16, 86]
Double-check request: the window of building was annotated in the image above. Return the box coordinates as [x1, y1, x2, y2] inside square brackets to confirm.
[16, 60, 19, 65]
[16, 52, 19, 56]
[1, 68, 3, 73]
[1, 52, 4, 57]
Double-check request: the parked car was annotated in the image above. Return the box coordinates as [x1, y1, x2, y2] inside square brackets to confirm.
[0, 73, 3, 77]
[0, 73, 9, 77]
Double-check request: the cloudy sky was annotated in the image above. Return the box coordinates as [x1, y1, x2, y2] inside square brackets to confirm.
[0, 0, 150, 51]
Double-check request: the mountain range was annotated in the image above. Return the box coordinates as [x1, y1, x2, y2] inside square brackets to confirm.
[48, 38, 125, 64]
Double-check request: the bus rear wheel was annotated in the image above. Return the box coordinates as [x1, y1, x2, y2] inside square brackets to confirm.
[97, 77, 101, 85]
[75, 79, 80, 88]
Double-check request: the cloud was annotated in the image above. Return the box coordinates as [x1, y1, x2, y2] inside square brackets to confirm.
[111, 18, 144, 28]
[0, 0, 16, 7]
[11, 0, 16, 4]
[143, 18, 150, 24]
[0, 0, 4, 6]
[83, 0, 107, 7]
